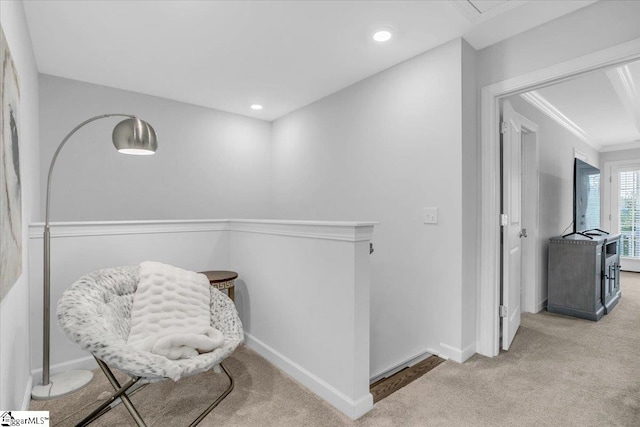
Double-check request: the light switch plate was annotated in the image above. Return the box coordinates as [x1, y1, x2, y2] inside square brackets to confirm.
[423, 207, 438, 224]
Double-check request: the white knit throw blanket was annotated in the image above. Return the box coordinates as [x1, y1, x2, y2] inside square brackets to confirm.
[127, 261, 224, 360]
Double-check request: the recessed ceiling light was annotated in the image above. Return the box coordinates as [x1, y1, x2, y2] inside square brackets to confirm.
[251, 104, 263, 110]
[373, 30, 392, 42]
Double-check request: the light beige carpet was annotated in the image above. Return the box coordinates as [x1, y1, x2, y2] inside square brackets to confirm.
[32, 273, 640, 426]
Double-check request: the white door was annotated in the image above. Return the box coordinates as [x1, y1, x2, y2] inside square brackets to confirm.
[501, 100, 522, 351]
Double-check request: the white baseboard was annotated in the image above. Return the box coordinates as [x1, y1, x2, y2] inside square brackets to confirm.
[460, 342, 476, 362]
[536, 298, 548, 313]
[31, 355, 98, 379]
[21, 375, 33, 410]
[439, 342, 476, 363]
[369, 349, 435, 384]
[244, 333, 373, 420]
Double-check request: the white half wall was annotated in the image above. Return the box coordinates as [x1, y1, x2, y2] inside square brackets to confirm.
[0, 0, 40, 410]
[28, 219, 375, 419]
[230, 220, 374, 419]
[38, 74, 273, 221]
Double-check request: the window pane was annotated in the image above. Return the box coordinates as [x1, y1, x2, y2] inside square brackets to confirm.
[619, 170, 640, 258]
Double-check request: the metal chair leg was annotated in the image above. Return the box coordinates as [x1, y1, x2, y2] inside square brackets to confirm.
[95, 358, 147, 427]
[76, 358, 234, 427]
[81, 381, 148, 426]
[74, 358, 146, 427]
[74, 375, 141, 427]
[188, 361, 234, 427]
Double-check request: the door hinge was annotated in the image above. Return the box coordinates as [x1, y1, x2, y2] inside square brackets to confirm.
[500, 214, 508, 227]
[499, 305, 508, 318]
[500, 121, 507, 134]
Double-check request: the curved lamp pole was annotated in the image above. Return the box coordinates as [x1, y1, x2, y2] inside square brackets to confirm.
[32, 114, 158, 400]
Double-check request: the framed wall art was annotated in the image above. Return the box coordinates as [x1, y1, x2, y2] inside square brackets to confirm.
[1, 25, 22, 301]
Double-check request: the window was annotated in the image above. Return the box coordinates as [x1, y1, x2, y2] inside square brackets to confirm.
[619, 170, 640, 258]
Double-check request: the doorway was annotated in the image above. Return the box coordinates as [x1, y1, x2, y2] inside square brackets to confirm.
[478, 39, 640, 358]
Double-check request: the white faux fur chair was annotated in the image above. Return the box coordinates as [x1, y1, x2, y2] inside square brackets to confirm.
[57, 265, 244, 427]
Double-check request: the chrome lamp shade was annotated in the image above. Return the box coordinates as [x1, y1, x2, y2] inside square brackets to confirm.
[113, 118, 158, 155]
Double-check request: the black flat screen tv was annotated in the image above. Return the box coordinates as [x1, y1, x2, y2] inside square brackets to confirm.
[574, 158, 601, 233]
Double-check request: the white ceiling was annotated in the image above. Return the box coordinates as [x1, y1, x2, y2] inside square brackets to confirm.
[520, 58, 640, 152]
[23, 0, 595, 121]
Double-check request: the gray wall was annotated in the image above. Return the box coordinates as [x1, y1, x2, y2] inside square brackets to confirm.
[271, 39, 477, 371]
[39, 75, 273, 221]
[40, 38, 480, 378]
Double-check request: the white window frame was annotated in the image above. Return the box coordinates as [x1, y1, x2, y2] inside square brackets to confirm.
[603, 159, 640, 272]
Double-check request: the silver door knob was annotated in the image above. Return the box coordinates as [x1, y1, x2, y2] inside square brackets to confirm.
[519, 229, 528, 238]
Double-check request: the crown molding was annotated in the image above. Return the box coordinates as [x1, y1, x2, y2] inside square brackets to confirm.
[598, 140, 640, 153]
[519, 91, 600, 149]
[606, 64, 640, 134]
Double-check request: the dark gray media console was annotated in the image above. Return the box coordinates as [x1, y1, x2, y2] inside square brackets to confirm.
[547, 231, 621, 321]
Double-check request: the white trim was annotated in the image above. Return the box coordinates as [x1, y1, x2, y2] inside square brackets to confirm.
[603, 159, 640, 233]
[229, 219, 378, 227]
[574, 148, 587, 161]
[461, 342, 476, 362]
[449, 0, 483, 23]
[21, 376, 33, 410]
[479, 37, 640, 358]
[598, 141, 640, 152]
[229, 220, 376, 242]
[28, 219, 229, 238]
[536, 298, 548, 313]
[449, 0, 524, 24]
[478, 86, 502, 358]
[604, 159, 640, 272]
[244, 333, 373, 420]
[606, 64, 640, 133]
[369, 349, 434, 384]
[620, 256, 640, 272]
[30, 355, 97, 379]
[520, 91, 595, 148]
[29, 219, 378, 242]
[515, 112, 539, 134]
[439, 342, 476, 363]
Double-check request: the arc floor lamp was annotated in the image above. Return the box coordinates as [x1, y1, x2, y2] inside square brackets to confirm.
[31, 114, 158, 400]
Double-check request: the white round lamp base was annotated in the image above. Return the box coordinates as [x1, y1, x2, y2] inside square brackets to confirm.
[31, 370, 93, 400]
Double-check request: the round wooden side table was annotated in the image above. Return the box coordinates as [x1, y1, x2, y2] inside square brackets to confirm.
[201, 270, 238, 302]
